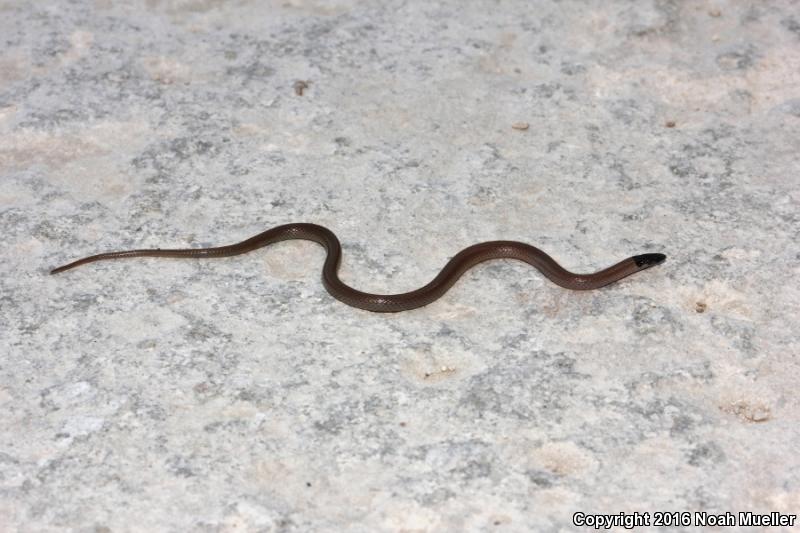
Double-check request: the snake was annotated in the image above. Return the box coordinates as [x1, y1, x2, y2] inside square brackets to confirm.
[50, 222, 666, 313]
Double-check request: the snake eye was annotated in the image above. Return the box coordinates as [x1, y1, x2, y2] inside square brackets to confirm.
[633, 253, 666, 268]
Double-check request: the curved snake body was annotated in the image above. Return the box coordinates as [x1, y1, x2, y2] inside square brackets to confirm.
[51, 223, 666, 312]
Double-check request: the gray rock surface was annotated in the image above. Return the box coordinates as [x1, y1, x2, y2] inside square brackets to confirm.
[1, 0, 799, 531]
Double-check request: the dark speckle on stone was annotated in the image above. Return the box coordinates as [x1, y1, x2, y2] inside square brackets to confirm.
[716, 47, 756, 70]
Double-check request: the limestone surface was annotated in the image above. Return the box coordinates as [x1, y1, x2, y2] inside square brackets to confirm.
[1, 1, 799, 531]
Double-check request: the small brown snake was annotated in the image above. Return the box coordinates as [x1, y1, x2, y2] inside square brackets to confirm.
[51, 222, 666, 312]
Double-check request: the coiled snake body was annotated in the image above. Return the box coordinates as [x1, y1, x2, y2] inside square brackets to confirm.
[51, 222, 666, 313]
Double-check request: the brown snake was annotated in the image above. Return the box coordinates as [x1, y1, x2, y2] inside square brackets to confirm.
[51, 222, 666, 313]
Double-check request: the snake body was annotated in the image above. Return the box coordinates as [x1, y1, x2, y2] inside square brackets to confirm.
[51, 222, 666, 312]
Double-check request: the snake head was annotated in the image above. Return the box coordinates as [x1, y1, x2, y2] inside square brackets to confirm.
[633, 253, 666, 269]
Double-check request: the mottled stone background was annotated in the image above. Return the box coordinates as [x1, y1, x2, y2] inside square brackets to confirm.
[1, 0, 798, 531]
